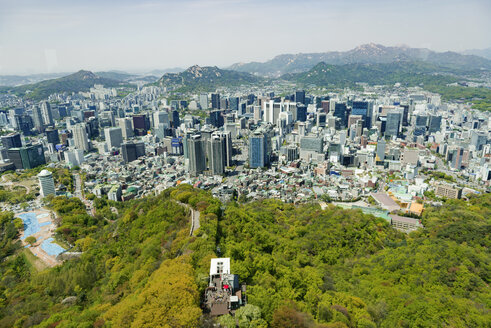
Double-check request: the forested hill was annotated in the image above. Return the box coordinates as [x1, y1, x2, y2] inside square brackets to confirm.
[5, 70, 126, 101]
[158, 65, 262, 92]
[0, 185, 489, 327]
[281, 61, 464, 89]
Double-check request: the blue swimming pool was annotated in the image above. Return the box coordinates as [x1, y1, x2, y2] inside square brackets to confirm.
[41, 238, 66, 256]
[17, 212, 51, 240]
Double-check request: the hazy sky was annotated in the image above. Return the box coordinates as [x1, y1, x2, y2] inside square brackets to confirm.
[1, 0, 490, 75]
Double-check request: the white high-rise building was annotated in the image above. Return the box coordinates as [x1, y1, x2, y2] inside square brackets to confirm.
[38, 169, 55, 198]
[72, 123, 89, 151]
[65, 149, 85, 167]
[118, 118, 134, 139]
[40, 101, 54, 126]
[199, 94, 208, 109]
[104, 127, 123, 149]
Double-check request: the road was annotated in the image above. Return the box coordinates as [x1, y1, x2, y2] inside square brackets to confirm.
[73, 173, 95, 216]
[73, 173, 83, 199]
[191, 207, 200, 236]
[174, 200, 201, 236]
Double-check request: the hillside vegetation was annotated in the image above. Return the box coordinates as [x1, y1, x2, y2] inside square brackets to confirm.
[0, 185, 489, 327]
[5, 70, 128, 100]
[158, 65, 262, 92]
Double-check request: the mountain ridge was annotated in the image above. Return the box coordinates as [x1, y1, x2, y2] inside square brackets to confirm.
[6, 70, 128, 100]
[229, 43, 491, 76]
[158, 65, 262, 91]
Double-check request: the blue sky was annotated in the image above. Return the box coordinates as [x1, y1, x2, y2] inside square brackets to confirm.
[0, 0, 490, 74]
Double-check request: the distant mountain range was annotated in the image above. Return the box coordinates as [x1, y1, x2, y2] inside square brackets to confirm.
[461, 48, 491, 60]
[229, 43, 491, 76]
[282, 61, 461, 89]
[158, 65, 261, 92]
[0, 73, 71, 87]
[6, 70, 127, 100]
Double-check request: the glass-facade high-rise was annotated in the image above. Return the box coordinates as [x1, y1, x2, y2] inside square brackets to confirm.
[249, 131, 269, 168]
[351, 101, 370, 128]
[333, 103, 348, 128]
[385, 110, 401, 138]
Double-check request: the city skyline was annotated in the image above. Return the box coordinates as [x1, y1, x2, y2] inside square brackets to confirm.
[1, 0, 490, 75]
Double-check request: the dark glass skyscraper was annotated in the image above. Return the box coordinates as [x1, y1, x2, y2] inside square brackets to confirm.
[1, 133, 22, 149]
[249, 131, 269, 168]
[333, 103, 348, 128]
[45, 128, 60, 146]
[211, 93, 221, 109]
[296, 105, 307, 122]
[210, 110, 224, 128]
[188, 135, 206, 176]
[428, 115, 442, 134]
[295, 90, 306, 105]
[351, 101, 370, 128]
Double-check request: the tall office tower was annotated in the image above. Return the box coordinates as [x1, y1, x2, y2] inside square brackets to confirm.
[247, 94, 255, 105]
[1, 133, 22, 149]
[414, 114, 428, 139]
[333, 103, 348, 128]
[105, 127, 123, 149]
[295, 90, 306, 104]
[210, 110, 224, 128]
[321, 100, 330, 113]
[118, 118, 134, 139]
[73, 123, 90, 151]
[376, 139, 386, 161]
[199, 94, 208, 109]
[253, 106, 262, 123]
[264, 101, 282, 124]
[132, 114, 149, 136]
[32, 105, 44, 132]
[57, 105, 69, 119]
[428, 115, 442, 134]
[447, 146, 464, 170]
[16, 115, 33, 135]
[40, 101, 54, 126]
[7, 144, 46, 170]
[37, 169, 55, 198]
[220, 98, 228, 110]
[7, 148, 23, 169]
[153, 111, 170, 129]
[211, 93, 221, 109]
[170, 110, 180, 129]
[249, 131, 270, 168]
[385, 109, 402, 138]
[415, 114, 428, 128]
[296, 104, 307, 122]
[207, 135, 225, 175]
[188, 135, 206, 176]
[216, 131, 233, 167]
[45, 128, 60, 146]
[99, 111, 115, 127]
[351, 101, 370, 128]
[8, 108, 23, 129]
[400, 104, 409, 126]
[238, 101, 247, 116]
[471, 131, 488, 151]
[229, 97, 239, 111]
[317, 112, 327, 127]
[121, 141, 145, 163]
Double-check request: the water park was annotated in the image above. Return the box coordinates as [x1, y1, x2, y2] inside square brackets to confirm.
[16, 210, 66, 267]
